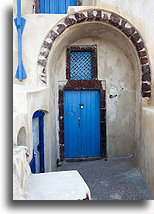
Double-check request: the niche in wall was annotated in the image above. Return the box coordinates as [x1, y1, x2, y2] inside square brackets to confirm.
[17, 127, 27, 146]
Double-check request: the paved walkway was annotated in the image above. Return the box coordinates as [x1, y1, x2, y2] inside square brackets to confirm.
[57, 157, 150, 200]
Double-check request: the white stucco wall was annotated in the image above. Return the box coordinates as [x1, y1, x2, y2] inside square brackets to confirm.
[13, 0, 153, 197]
[135, 107, 154, 198]
[13, 14, 66, 88]
[13, 0, 154, 88]
[13, 84, 58, 171]
[96, 0, 154, 91]
[50, 36, 136, 157]
[13, 146, 31, 200]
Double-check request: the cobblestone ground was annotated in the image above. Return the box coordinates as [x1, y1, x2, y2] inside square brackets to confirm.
[57, 157, 150, 200]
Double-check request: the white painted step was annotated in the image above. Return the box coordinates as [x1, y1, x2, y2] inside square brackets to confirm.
[25, 170, 91, 200]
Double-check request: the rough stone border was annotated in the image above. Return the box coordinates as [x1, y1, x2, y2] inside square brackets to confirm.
[33, 0, 39, 13]
[37, 9, 151, 98]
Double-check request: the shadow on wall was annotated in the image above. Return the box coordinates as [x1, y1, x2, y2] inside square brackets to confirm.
[17, 127, 27, 146]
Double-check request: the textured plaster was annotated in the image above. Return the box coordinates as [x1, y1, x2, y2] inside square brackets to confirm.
[48, 30, 137, 158]
[13, 146, 31, 200]
[13, 146, 91, 200]
[13, 84, 57, 171]
[96, 0, 154, 97]
[13, 14, 65, 88]
[13, 0, 154, 199]
[135, 106, 154, 199]
[36, 11, 150, 96]
[25, 170, 91, 200]
[13, 112, 29, 147]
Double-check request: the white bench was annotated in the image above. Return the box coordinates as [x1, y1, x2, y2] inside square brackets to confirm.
[25, 170, 90, 200]
[13, 146, 91, 200]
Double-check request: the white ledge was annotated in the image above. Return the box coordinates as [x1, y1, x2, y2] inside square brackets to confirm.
[25, 170, 91, 200]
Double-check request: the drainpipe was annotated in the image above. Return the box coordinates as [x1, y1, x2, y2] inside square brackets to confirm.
[14, 0, 27, 82]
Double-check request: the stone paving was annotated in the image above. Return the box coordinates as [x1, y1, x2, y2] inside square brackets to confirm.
[57, 157, 150, 200]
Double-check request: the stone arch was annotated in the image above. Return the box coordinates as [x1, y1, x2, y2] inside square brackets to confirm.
[17, 127, 27, 146]
[37, 9, 151, 98]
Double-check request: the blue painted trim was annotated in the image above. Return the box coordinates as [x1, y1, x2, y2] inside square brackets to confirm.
[30, 110, 45, 173]
[39, 116, 45, 173]
[40, 0, 45, 13]
[30, 149, 36, 173]
[14, 0, 27, 82]
[33, 110, 45, 118]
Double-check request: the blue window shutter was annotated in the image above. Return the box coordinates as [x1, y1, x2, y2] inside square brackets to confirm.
[59, 0, 65, 14]
[53, 0, 59, 14]
[45, 0, 50, 13]
[40, 0, 76, 14]
[40, 0, 45, 13]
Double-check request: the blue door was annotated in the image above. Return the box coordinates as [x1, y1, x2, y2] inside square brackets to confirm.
[30, 111, 45, 173]
[40, 0, 77, 14]
[64, 90, 100, 158]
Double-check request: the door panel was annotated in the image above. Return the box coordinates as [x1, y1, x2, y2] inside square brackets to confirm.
[64, 90, 100, 158]
[32, 117, 40, 173]
[80, 90, 100, 157]
[64, 90, 81, 158]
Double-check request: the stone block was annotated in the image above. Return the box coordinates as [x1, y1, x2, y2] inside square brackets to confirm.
[42, 41, 52, 50]
[123, 27, 135, 37]
[109, 14, 120, 26]
[142, 83, 151, 91]
[138, 51, 147, 58]
[140, 57, 148, 65]
[87, 11, 94, 21]
[38, 59, 47, 67]
[74, 12, 86, 22]
[48, 30, 58, 41]
[142, 73, 151, 82]
[135, 41, 144, 51]
[64, 18, 76, 27]
[142, 65, 150, 73]
[96, 10, 102, 21]
[57, 24, 66, 34]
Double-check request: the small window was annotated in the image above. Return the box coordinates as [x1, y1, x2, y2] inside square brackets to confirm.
[66, 45, 97, 80]
[70, 51, 93, 80]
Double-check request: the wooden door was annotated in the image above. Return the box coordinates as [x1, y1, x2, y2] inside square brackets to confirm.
[64, 90, 100, 158]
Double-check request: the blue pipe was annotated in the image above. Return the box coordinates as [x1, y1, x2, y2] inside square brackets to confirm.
[14, 0, 27, 82]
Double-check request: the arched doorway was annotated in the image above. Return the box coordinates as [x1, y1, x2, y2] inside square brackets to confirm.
[36, 9, 151, 161]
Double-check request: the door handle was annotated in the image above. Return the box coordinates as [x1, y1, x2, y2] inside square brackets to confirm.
[78, 117, 81, 128]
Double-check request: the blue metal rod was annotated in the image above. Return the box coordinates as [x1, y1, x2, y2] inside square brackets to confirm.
[14, 0, 27, 82]
[17, 0, 21, 23]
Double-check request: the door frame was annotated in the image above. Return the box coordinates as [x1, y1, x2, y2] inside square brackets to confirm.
[58, 80, 106, 160]
[30, 110, 45, 173]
